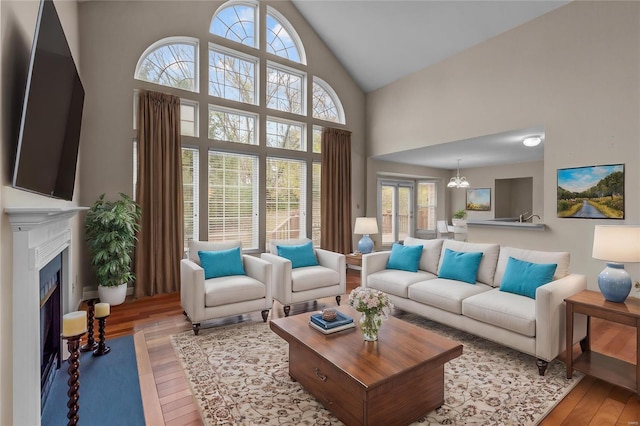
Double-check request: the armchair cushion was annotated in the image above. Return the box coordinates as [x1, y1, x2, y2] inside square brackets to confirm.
[499, 257, 557, 299]
[386, 243, 423, 272]
[277, 241, 319, 269]
[204, 275, 267, 307]
[291, 266, 340, 292]
[198, 247, 246, 279]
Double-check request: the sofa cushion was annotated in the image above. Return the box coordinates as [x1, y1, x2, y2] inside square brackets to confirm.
[439, 240, 500, 286]
[205, 275, 265, 307]
[438, 249, 483, 284]
[277, 241, 319, 269]
[493, 247, 570, 286]
[408, 279, 493, 314]
[386, 243, 423, 272]
[291, 265, 339, 292]
[462, 289, 536, 337]
[367, 270, 436, 298]
[198, 247, 246, 279]
[500, 257, 557, 299]
[403, 237, 444, 274]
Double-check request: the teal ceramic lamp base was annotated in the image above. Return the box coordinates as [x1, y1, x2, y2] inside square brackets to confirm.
[598, 262, 632, 303]
[358, 235, 374, 254]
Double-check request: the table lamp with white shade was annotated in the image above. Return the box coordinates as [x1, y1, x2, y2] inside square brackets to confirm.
[592, 225, 640, 303]
[354, 217, 379, 254]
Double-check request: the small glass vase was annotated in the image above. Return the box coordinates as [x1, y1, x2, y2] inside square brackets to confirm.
[359, 310, 382, 341]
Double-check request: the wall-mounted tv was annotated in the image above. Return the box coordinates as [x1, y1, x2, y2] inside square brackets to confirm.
[12, 0, 85, 201]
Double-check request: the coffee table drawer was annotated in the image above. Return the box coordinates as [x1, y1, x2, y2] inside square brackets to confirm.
[289, 341, 364, 424]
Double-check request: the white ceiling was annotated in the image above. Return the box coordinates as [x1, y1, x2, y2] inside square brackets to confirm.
[291, 0, 569, 93]
[291, 0, 568, 169]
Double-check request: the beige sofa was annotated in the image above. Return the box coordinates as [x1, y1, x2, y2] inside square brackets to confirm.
[362, 238, 587, 375]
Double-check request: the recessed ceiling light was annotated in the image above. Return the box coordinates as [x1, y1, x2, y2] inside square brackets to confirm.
[523, 137, 542, 147]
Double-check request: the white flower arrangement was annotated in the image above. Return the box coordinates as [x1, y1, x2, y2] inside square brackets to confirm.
[348, 286, 393, 315]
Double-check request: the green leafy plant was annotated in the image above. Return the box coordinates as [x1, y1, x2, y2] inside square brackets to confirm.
[85, 193, 142, 287]
[453, 209, 467, 219]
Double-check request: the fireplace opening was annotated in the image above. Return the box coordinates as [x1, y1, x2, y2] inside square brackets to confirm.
[40, 254, 62, 410]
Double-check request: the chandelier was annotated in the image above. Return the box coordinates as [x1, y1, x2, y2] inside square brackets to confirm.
[447, 159, 470, 188]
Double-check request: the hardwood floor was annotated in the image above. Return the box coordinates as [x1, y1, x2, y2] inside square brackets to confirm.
[85, 271, 640, 425]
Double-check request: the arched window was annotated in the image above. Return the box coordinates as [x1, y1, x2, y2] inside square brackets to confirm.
[210, 1, 258, 48]
[134, 37, 198, 92]
[266, 7, 306, 64]
[312, 77, 345, 124]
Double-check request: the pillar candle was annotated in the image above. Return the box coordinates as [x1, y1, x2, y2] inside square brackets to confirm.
[95, 302, 110, 319]
[62, 311, 87, 337]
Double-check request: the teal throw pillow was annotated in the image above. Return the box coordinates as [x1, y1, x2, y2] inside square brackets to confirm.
[277, 241, 319, 268]
[438, 248, 483, 284]
[500, 256, 557, 299]
[386, 243, 423, 272]
[198, 247, 246, 279]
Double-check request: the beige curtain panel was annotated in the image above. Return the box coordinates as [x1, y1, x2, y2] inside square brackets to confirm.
[134, 90, 184, 297]
[320, 127, 352, 254]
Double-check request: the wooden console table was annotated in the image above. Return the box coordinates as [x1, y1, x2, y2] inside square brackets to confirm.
[565, 290, 640, 396]
[345, 253, 362, 269]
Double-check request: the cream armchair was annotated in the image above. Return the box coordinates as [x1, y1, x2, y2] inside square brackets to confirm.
[180, 241, 272, 335]
[261, 238, 346, 316]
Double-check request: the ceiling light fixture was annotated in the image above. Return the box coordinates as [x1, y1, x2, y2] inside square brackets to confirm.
[447, 159, 470, 188]
[523, 137, 542, 147]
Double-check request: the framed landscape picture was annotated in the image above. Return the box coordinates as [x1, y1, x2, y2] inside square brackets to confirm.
[466, 188, 491, 211]
[557, 163, 624, 219]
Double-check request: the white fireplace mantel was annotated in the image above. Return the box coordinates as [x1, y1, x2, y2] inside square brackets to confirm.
[5, 206, 86, 426]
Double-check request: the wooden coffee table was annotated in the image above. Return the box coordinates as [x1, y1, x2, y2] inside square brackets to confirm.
[270, 306, 463, 425]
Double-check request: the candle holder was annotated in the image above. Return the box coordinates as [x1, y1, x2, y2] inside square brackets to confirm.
[93, 315, 111, 356]
[62, 332, 86, 426]
[80, 299, 99, 352]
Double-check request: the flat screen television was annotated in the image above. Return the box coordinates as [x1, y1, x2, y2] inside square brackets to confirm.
[12, 0, 85, 201]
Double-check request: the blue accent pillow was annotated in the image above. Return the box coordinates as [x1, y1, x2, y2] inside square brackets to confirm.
[198, 247, 246, 279]
[500, 257, 557, 299]
[438, 248, 483, 284]
[386, 243, 423, 272]
[277, 242, 319, 268]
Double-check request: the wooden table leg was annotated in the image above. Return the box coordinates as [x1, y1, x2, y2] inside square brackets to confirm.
[636, 318, 640, 399]
[566, 301, 574, 379]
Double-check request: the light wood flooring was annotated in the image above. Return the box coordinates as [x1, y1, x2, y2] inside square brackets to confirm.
[84, 270, 640, 425]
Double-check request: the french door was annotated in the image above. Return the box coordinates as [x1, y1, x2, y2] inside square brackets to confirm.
[378, 180, 414, 245]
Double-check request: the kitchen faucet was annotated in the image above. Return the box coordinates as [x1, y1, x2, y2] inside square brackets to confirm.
[519, 212, 540, 222]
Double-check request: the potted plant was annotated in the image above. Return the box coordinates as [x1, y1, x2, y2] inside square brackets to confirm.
[452, 209, 467, 227]
[85, 193, 142, 305]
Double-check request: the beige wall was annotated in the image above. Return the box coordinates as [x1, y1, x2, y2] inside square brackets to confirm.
[77, 0, 366, 287]
[366, 1, 640, 290]
[0, 1, 83, 423]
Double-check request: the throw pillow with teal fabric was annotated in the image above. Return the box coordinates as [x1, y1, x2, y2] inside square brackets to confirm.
[277, 241, 319, 268]
[386, 243, 423, 272]
[198, 247, 246, 279]
[499, 256, 557, 299]
[438, 248, 483, 284]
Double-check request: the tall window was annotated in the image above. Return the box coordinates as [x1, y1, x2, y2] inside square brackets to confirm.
[208, 151, 259, 248]
[266, 158, 306, 247]
[134, 0, 346, 251]
[416, 181, 437, 234]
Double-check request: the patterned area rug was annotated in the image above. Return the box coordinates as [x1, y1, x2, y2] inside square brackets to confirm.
[170, 312, 582, 425]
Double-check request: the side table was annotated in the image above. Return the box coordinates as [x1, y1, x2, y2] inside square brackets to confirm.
[565, 289, 640, 397]
[345, 253, 362, 270]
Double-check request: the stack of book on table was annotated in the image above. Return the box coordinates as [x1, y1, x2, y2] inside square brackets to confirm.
[309, 311, 355, 334]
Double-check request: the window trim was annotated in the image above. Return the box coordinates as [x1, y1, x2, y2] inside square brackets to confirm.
[210, 0, 260, 49]
[266, 60, 307, 115]
[208, 104, 259, 145]
[312, 76, 345, 124]
[265, 6, 307, 65]
[208, 42, 260, 106]
[134, 36, 200, 93]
